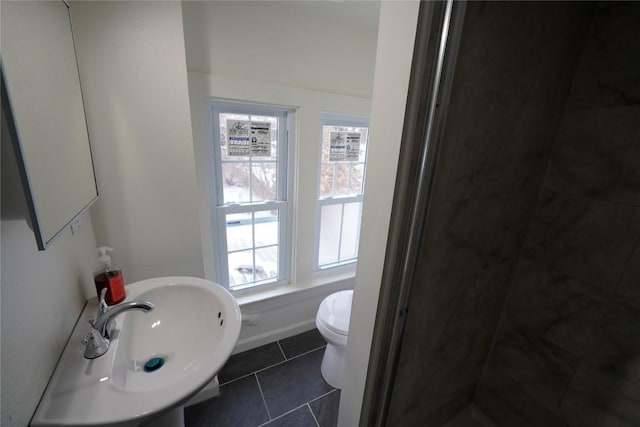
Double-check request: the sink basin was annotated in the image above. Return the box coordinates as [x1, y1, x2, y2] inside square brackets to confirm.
[31, 277, 241, 427]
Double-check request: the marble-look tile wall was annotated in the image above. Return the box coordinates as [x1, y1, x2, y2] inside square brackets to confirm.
[476, 3, 640, 426]
[386, 2, 594, 425]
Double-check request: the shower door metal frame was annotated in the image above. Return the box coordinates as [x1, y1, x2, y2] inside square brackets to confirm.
[359, 0, 467, 425]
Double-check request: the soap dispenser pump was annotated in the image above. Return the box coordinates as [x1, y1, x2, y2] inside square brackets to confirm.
[93, 247, 125, 305]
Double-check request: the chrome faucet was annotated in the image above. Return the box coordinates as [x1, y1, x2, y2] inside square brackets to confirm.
[83, 288, 154, 359]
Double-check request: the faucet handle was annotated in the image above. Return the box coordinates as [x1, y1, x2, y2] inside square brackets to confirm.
[98, 288, 109, 314]
[82, 325, 110, 359]
[82, 324, 96, 345]
[86, 289, 109, 334]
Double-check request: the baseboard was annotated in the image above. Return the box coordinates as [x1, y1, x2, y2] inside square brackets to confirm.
[233, 318, 316, 354]
[232, 280, 352, 355]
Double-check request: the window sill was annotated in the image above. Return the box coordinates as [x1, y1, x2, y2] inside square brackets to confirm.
[232, 267, 356, 308]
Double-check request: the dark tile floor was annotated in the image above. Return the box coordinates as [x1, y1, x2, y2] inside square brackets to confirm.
[186, 329, 340, 427]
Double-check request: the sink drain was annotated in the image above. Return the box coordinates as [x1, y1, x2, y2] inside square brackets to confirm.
[143, 357, 165, 373]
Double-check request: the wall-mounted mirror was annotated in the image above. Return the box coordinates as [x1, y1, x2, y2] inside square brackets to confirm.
[1, 0, 98, 250]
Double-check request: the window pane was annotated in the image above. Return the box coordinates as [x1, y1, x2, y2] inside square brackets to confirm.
[221, 114, 280, 161]
[356, 128, 369, 162]
[321, 127, 332, 163]
[214, 104, 289, 289]
[319, 165, 335, 198]
[318, 204, 342, 266]
[249, 115, 278, 161]
[316, 118, 369, 270]
[321, 125, 368, 163]
[350, 164, 365, 195]
[220, 113, 250, 161]
[255, 246, 278, 281]
[222, 113, 249, 121]
[228, 250, 254, 288]
[335, 164, 350, 196]
[340, 202, 362, 261]
[251, 162, 277, 201]
[226, 213, 252, 252]
[222, 162, 250, 203]
[254, 210, 278, 247]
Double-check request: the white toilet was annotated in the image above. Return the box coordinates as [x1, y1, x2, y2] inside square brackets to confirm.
[316, 290, 353, 389]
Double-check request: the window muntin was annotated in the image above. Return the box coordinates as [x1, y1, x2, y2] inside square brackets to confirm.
[211, 103, 289, 291]
[315, 116, 369, 270]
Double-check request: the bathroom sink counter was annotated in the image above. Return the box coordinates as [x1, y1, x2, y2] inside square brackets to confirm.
[31, 277, 241, 427]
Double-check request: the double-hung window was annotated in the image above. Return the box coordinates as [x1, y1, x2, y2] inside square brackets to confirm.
[210, 101, 290, 290]
[315, 114, 370, 269]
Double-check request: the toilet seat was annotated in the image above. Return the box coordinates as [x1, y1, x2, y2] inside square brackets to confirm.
[317, 290, 353, 336]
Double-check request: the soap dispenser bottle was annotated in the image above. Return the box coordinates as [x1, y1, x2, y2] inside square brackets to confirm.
[93, 247, 125, 305]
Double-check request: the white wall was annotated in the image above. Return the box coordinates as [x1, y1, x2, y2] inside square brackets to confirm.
[339, 2, 420, 426]
[70, 1, 204, 283]
[182, 1, 379, 98]
[1, 120, 97, 426]
[1, 220, 97, 426]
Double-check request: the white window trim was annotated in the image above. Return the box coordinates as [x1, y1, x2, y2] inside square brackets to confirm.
[209, 100, 294, 291]
[314, 113, 370, 271]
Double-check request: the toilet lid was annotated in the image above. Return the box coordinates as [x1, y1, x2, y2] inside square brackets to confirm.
[318, 290, 353, 335]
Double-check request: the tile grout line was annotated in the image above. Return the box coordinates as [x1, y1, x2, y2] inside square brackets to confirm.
[254, 373, 272, 421]
[219, 370, 259, 387]
[220, 345, 327, 387]
[287, 345, 327, 362]
[256, 401, 316, 427]
[276, 340, 287, 360]
[308, 403, 321, 427]
[218, 350, 288, 387]
[308, 388, 338, 405]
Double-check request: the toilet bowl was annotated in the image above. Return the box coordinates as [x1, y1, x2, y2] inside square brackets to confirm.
[316, 290, 353, 389]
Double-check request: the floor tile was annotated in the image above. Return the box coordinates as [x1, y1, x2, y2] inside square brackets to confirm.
[218, 342, 285, 384]
[279, 329, 326, 359]
[309, 390, 340, 427]
[184, 375, 269, 427]
[261, 405, 318, 427]
[258, 348, 334, 418]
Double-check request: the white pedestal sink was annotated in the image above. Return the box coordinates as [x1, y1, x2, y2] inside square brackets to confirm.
[31, 277, 241, 427]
